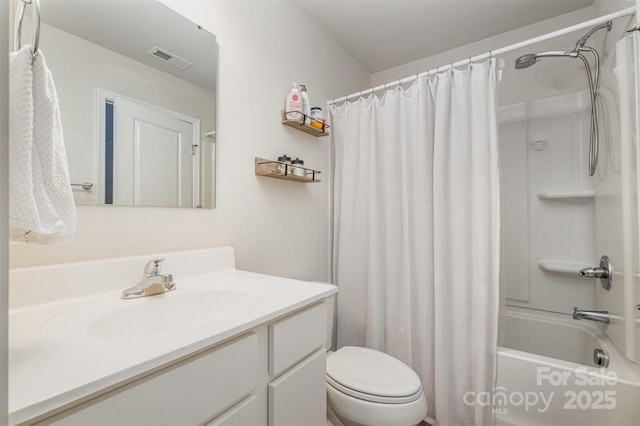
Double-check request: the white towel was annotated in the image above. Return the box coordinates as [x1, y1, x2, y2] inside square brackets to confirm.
[9, 46, 76, 244]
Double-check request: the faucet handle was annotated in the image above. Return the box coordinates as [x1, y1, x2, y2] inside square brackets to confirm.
[578, 255, 613, 291]
[144, 258, 165, 278]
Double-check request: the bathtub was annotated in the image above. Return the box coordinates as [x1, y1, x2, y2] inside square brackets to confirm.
[494, 307, 640, 426]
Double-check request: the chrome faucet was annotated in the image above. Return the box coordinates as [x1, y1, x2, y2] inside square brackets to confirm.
[573, 307, 610, 324]
[121, 258, 176, 299]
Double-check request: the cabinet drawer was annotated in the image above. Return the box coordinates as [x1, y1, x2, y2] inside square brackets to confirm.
[268, 349, 326, 426]
[40, 333, 258, 425]
[206, 395, 259, 426]
[269, 302, 326, 376]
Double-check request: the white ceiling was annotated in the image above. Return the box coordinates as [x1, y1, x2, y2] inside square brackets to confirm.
[300, 0, 595, 74]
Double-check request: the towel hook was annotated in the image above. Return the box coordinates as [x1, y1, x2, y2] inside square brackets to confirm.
[13, 0, 40, 57]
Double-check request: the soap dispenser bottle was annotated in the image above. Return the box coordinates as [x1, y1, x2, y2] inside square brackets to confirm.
[285, 83, 304, 123]
[299, 84, 311, 122]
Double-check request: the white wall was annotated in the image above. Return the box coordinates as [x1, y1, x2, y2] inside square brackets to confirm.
[8, 1, 370, 284]
[593, 0, 635, 17]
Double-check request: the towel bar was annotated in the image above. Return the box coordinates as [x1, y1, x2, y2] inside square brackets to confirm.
[71, 182, 93, 191]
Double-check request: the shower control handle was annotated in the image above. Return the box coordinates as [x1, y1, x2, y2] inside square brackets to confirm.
[579, 255, 612, 291]
[579, 267, 608, 279]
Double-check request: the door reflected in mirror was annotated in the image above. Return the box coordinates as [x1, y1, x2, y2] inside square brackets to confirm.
[31, 0, 216, 208]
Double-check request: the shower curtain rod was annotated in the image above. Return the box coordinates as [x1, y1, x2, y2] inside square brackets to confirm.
[327, 5, 636, 106]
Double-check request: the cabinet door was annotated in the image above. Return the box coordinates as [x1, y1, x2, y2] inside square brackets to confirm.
[39, 333, 258, 425]
[268, 349, 326, 426]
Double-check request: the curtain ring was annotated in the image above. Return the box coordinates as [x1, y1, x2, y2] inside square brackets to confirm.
[489, 50, 493, 59]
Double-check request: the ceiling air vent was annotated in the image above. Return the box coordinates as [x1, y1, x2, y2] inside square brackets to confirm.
[146, 47, 193, 70]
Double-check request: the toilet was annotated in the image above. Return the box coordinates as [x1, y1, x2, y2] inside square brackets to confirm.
[324, 296, 427, 426]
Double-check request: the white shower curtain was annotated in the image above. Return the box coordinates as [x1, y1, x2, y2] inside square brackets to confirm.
[331, 59, 501, 426]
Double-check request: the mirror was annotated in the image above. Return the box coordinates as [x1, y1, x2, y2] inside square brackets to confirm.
[32, 0, 216, 208]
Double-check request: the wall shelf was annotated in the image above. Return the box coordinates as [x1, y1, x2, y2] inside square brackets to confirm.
[537, 190, 595, 201]
[538, 260, 591, 276]
[281, 110, 329, 137]
[255, 157, 321, 183]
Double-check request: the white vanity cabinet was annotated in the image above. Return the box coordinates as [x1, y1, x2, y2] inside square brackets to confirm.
[31, 301, 328, 426]
[37, 333, 259, 426]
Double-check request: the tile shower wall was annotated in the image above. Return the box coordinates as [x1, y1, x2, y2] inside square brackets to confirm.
[499, 94, 596, 315]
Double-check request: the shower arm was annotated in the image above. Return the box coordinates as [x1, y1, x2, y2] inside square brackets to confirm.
[575, 21, 612, 51]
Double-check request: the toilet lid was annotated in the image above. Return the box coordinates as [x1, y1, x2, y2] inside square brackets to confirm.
[326, 346, 423, 403]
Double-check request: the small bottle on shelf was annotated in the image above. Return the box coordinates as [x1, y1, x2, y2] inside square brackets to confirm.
[310, 107, 323, 129]
[299, 84, 311, 123]
[285, 83, 304, 123]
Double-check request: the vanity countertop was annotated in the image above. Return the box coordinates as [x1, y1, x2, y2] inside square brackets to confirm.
[8, 247, 336, 425]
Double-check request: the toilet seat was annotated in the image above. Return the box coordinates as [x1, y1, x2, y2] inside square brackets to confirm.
[326, 346, 423, 404]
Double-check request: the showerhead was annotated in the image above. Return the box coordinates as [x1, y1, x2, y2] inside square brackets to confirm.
[515, 54, 538, 69]
[514, 50, 577, 69]
[514, 21, 611, 71]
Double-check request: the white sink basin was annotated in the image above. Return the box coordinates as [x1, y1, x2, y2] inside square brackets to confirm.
[40, 278, 266, 340]
[88, 290, 260, 338]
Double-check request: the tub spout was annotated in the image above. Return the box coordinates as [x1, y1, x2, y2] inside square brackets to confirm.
[572, 307, 610, 324]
